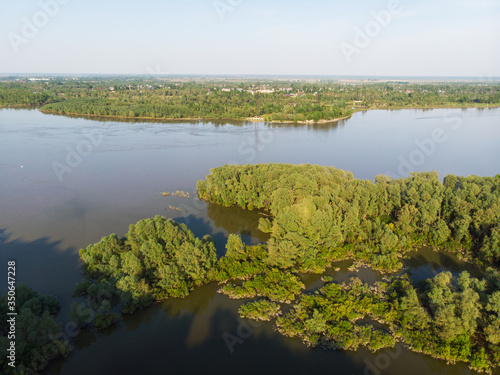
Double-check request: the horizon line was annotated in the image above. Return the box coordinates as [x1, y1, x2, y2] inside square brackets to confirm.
[1, 73, 499, 80]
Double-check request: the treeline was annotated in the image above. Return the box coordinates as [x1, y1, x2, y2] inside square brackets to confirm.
[0, 83, 57, 107]
[277, 270, 500, 372]
[336, 82, 500, 108]
[0, 79, 498, 122]
[0, 285, 71, 375]
[38, 91, 350, 123]
[197, 164, 500, 272]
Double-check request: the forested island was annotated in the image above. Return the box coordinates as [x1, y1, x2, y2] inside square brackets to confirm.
[68, 164, 500, 373]
[197, 164, 500, 272]
[0, 77, 499, 123]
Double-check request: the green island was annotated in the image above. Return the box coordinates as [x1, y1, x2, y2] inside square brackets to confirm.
[0, 78, 499, 123]
[71, 164, 500, 373]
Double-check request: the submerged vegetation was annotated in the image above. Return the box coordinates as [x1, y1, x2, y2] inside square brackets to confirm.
[74, 163, 500, 372]
[278, 270, 500, 372]
[0, 78, 498, 123]
[238, 300, 281, 321]
[0, 285, 71, 375]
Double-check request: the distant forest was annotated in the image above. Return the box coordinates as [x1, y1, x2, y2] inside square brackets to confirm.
[0, 78, 499, 123]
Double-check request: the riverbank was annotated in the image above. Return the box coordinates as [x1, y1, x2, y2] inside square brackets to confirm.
[38, 108, 354, 125]
[37, 102, 499, 125]
[245, 114, 353, 124]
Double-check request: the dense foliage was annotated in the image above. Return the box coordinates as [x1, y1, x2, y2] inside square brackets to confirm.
[197, 164, 500, 272]
[219, 268, 305, 303]
[277, 270, 500, 372]
[0, 83, 56, 107]
[1, 78, 498, 122]
[0, 285, 71, 375]
[238, 300, 281, 321]
[77, 216, 217, 313]
[74, 163, 500, 372]
[214, 234, 268, 281]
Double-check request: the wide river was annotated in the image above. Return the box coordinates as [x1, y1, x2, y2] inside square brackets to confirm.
[0, 108, 499, 375]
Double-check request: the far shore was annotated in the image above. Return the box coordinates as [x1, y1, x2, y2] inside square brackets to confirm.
[9, 102, 499, 125]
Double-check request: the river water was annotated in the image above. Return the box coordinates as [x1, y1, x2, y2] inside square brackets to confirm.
[0, 107, 499, 375]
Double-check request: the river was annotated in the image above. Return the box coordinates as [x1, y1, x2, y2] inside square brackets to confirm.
[0, 107, 499, 375]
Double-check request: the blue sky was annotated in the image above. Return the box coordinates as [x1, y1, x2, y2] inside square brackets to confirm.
[1, 0, 499, 76]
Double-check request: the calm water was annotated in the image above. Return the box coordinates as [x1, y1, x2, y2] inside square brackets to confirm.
[0, 108, 499, 375]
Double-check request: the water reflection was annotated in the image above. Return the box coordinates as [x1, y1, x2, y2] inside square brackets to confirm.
[2, 108, 499, 375]
[403, 246, 484, 281]
[205, 203, 270, 245]
[0, 229, 80, 311]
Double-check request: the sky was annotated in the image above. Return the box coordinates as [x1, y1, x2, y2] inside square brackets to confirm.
[0, 0, 499, 77]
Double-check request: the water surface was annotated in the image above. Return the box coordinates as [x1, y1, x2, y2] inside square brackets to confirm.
[0, 108, 499, 375]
